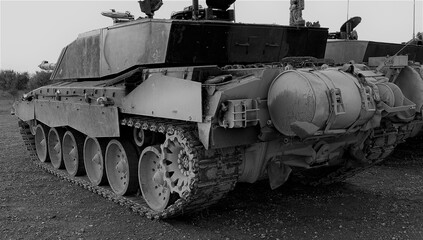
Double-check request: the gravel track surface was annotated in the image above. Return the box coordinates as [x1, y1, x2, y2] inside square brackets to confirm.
[1, 101, 423, 240]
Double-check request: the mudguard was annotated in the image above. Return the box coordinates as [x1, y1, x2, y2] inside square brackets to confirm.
[121, 75, 202, 122]
[34, 101, 119, 137]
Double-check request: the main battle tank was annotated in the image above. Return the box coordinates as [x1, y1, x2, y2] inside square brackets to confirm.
[13, 0, 423, 219]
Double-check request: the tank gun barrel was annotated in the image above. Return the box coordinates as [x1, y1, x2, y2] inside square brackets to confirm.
[38, 60, 56, 71]
[101, 9, 134, 24]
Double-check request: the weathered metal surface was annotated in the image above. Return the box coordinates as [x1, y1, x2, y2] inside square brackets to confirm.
[200, 68, 281, 149]
[121, 75, 202, 122]
[52, 19, 327, 80]
[363, 41, 423, 63]
[54, 29, 101, 79]
[53, 20, 171, 80]
[13, 101, 34, 121]
[395, 66, 423, 113]
[31, 80, 126, 107]
[326, 40, 423, 64]
[34, 100, 119, 137]
[100, 20, 170, 74]
[210, 126, 260, 149]
[167, 21, 327, 66]
[325, 40, 369, 64]
[268, 69, 367, 136]
[368, 56, 408, 67]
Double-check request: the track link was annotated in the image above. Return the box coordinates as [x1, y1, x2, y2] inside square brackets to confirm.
[18, 119, 241, 219]
[293, 125, 412, 186]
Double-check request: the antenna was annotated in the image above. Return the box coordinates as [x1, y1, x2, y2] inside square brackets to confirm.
[233, 2, 236, 22]
[413, 0, 416, 40]
[346, 0, 350, 22]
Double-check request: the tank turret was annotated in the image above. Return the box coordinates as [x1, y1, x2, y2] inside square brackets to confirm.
[51, 15, 327, 80]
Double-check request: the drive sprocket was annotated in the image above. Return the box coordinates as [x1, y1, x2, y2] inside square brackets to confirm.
[160, 128, 198, 199]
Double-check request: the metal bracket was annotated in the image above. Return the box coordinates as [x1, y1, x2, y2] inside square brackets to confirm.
[380, 97, 416, 113]
[219, 99, 259, 128]
[346, 86, 377, 133]
[330, 88, 346, 115]
[324, 88, 345, 133]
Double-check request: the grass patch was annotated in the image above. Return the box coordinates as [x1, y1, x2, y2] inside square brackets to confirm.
[0, 99, 13, 114]
[0, 90, 15, 114]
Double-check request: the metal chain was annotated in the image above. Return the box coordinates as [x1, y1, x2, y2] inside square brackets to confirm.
[18, 118, 241, 219]
[293, 125, 411, 186]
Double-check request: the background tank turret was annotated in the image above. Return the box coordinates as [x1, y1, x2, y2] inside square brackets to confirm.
[13, 0, 423, 219]
[325, 17, 423, 64]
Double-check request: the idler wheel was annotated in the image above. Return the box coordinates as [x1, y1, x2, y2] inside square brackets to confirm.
[34, 124, 49, 162]
[139, 146, 171, 211]
[84, 137, 108, 186]
[105, 139, 138, 195]
[48, 127, 65, 169]
[62, 131, 85, 176]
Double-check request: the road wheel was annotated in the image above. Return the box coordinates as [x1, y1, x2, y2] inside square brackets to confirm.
[35, 124, 49, 162]
[48, 128, 65, 169]
[105, 139, 138, 195]
[139, 146, 171, 211]
[62, 131, 85, 176]
[84, 137, 107, 186]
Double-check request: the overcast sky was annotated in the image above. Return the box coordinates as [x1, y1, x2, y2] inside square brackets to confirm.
[1, 0, 422, 73]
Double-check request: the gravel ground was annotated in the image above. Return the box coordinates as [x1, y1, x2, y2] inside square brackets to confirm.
[1, 99, 423, 240]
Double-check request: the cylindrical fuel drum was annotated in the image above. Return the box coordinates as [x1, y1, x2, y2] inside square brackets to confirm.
[268, 69, 370, 136]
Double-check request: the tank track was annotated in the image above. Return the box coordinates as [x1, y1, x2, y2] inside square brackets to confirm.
[18, 118, 241, 219]
[293, 126, 410, 186]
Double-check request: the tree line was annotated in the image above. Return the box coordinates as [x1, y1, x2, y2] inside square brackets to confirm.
[0, 70, 52, 98]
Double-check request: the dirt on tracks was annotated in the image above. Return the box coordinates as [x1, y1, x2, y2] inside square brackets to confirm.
[1, 109, 423, 240]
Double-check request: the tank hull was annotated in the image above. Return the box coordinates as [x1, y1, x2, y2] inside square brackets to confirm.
[14, 60, 423, 218]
